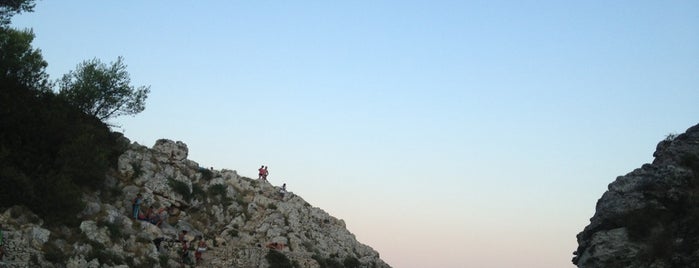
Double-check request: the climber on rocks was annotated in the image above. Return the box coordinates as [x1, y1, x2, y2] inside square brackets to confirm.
[195, 235, 207, 265]
[132, 193, 143, 219]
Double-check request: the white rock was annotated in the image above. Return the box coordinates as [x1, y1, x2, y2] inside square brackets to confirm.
[79, 220, 111, 246]
[26, 226, 50, 249]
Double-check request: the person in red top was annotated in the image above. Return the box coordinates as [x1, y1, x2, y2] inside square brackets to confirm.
[258, 165, 265, 180]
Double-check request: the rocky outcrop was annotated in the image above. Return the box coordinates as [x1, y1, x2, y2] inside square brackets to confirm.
[573, 123, 699, 267]
[0, 139, 390, 267]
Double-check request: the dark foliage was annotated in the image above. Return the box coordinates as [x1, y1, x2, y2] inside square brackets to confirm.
[343, 256, 360, 268]
[312, 254, 345, 268]
[265, 249, 293, 268]
[42, 242, 67, 264]
[198, 167, 213, 180]
[167, 178, 192, 202]
[0, 0, 35, 26]
[0, 75, 124, 226]
[0, 27, 49, 91]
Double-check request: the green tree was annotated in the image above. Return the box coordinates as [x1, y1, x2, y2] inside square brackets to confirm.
[0, 27, 50, 91]
[58, 57, 150, 121]
[0, 0, 35, 26]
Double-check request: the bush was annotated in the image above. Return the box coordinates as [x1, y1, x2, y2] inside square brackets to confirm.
[192, 183, 206, 200]
[98, 220, 123, 240]
[266, 249, 293, 268]
[208, 184, 227, 197]
[0, 80, 124, 227]
[228, 229, 239, 238]
[312, 254, 344, 268]
[198, 167, 213, 180]
[43, 242, 67, 264]
[87, 241, 124, 266]
[159, 254, 169, 267]
[343, 256, 360, 268]
[168, 178, 192, 201]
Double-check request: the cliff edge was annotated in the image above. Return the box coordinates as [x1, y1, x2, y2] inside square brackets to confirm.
[573, 123, 699, 267]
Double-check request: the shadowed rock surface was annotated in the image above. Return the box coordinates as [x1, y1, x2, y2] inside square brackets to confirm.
[574, 123, 699, 267]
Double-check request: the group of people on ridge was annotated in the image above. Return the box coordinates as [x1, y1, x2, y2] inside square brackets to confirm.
[131, 194, 169, 227]
[258, 165, 269, 181]
[179, 230, 207, 266]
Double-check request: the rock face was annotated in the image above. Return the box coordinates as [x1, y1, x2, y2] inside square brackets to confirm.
[573, 123, 699, 267]
[0, 139, 390, 268]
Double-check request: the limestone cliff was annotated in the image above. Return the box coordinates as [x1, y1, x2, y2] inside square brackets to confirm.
[573, 123, 699, 267]
[0, 138, 390, 268]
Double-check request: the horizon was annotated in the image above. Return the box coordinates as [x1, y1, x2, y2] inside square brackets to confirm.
[12, 1, 699, 267]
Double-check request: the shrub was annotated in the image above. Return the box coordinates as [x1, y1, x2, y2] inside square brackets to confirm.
[192, 183, 206, 200]
[198, 167, 213, 180]
[208, 184, 227, 197]
[664, 133, 678, 142]
[98, 220, 123, 240]
[343, 256, 360, 268]
[267, 203, 277, 210]
[266, 249, 293, 268]
[159, 254, 169, 267]
[312, 254, 344, 268]
[43, 242, 67, 264]
[228, 229, 239, 238]
[132, 162, 143, 179]
[168, 178, 192, 201]
[0, 80, 124, 227]
[87, 241, 124, 266]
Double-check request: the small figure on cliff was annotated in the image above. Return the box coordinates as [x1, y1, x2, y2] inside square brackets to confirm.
[179, 230, 192, 265]
[258, 165, 265, 180]
[263, 166, 269, 181]
[279, 183, 287, 199]
[132, 193, 143, 219]
[150, 207, 167, 227]
[141, 205, 166, 227]
[179, 230, 188, 244]
[0, 225, 4, 260]
[180, 240, 191, 266]
[195, 236, 207, 265]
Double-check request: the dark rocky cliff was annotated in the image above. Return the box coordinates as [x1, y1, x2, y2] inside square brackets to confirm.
[573, 123, 699, 267]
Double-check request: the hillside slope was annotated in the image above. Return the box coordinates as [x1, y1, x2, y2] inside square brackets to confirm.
[0, 138, 390, 268]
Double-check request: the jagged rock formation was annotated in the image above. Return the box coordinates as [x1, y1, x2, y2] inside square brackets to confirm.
[573, 123, 699, 267]
[0, 138, 390, 268]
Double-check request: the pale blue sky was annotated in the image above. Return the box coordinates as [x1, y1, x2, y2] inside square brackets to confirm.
[13, 1, 699, 267]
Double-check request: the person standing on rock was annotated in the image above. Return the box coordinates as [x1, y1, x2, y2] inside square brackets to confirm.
[279, 183, 287, 199]
[258, 165, 265, 180]
[195, 236, 207, 265]
[132, 194, 143, 219]
[179, 230, 191, 266]
[263, 166, 269, 181]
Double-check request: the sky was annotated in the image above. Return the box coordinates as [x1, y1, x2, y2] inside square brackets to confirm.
[12, 1, 699, 267]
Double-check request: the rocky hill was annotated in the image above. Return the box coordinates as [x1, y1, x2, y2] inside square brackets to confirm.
[573, 123, 699, 267]
[0, 138, 391, 268]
